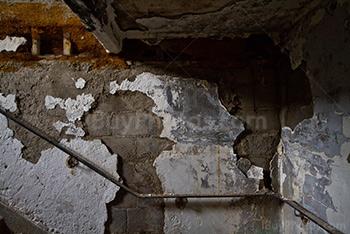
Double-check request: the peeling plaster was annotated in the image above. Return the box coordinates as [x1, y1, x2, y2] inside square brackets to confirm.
[111, 72, 264, 233]
[75, 77, 86, 89]
[53, 121, 85, 137]
[0, 131, 120, 233]
[0, 94, 120, 233]
[246, 165, 264, 180]
[281, 124, 336, 219]
[45, 93, 94, 122]
[326, 153, 350, 230]
[0, 93, 17, 112]
[45, 93, 94, 137]
[280, 4, 350, 232]
[0, 36, 26, 52]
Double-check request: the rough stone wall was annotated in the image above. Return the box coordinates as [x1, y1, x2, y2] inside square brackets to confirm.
[280, 2, 350, 233]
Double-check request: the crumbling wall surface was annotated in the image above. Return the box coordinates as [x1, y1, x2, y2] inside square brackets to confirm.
[280, 2, 350, 233]
[0, 62, 127, 233]
[64, 0, 331, 53]
[0, 91, 120, 233]
[0, 61, 171, 233]
[111, 72, 281, 233]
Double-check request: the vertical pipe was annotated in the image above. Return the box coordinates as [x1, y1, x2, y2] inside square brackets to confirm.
[63, 31, 72, 56]
[31, 28, 40, 55]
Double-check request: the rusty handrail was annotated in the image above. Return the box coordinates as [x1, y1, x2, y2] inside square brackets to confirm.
[0, 108, 344, 234]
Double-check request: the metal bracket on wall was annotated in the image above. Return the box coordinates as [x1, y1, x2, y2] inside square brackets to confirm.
[0, 108, 344, 234]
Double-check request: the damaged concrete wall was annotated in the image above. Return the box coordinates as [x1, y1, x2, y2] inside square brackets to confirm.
[0, 84, 120, 233]
[0, 57, 285, 233]
[1, 1, 348, 232]
[0, 61, 168, 233]
[280, 1, 350, 233]
[110, 72, 275, 233]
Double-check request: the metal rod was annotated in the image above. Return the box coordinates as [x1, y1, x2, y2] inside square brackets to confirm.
[284, 200, 344, 234]
[0, 108, 344, 234]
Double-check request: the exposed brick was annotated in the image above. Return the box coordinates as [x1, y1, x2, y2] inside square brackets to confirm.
[123, 162, 162, 193]
[136, 137, 173, 157]
[111, 112, 162, 136]
[127, 208, 164, 233]
[108, 208, 127, 233]
[112, 192, 138, 209]
[97, 91, 155, 113]
[85, 111, 112, 136]
[137, 197, 164, 209]
[122, 162, 147, 186]
[102, 137, 136, 159]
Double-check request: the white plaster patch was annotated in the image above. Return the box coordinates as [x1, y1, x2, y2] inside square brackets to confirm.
[111, 72, 262, 233]
[45, 93, 94, 122]
[246, 165, 264, 180]
[45, 93, 94, 137]
[343, 116, 350, 138]
[110, 72, 243, 144]
[340, 141, 350, 158]
[326, 154, 350, 233]
[0, 36, 27, 52]
[0, 94, 118, 233]
[53, 121, 85, 137]
[75, 78, 86, 89]
[0, 93, 17, 112]
[0, 115, 119, 234]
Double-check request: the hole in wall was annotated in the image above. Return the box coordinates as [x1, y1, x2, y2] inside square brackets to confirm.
[40, 27, 63, 55]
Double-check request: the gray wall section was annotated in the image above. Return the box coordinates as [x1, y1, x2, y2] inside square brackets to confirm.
[0, 61, 283, 233]
[281, 2, 350, 233]
[0, 2, 350, 233]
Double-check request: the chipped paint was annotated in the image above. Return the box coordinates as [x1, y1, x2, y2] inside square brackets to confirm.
[281, 123, 337, 217]
[110, 73, 243, 145]
[111, 72, 266, 233]
[45, 93, 94, 122]
[0, 93, 17, 112]
[0, 132, 120, 233]
[0, 36, 26, 52]
[280, 4, 350, 233]
[246, 165, 264, 180]
[45, 93, 94, 137]
[75, 78, 86, 89]
[53, 121, 85, 137]
[0, 93, 120, 233]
